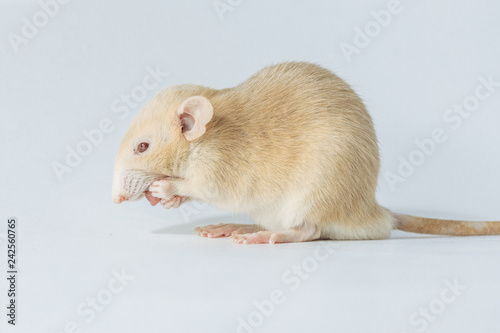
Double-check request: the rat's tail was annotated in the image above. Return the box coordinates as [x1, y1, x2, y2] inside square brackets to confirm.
[393, 213, 500, 236]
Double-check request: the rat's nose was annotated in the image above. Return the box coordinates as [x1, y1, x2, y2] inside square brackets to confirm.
[113, 194, 127, 204]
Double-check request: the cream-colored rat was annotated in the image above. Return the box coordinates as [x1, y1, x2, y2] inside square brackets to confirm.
[112, 62, 500, 244]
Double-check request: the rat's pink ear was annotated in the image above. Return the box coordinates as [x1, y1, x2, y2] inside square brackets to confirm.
[176, 96, 214, 141]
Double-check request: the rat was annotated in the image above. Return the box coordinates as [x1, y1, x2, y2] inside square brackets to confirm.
[111, 62, 500, 244]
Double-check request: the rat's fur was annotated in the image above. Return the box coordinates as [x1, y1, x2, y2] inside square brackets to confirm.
[112, 62, 500, 243]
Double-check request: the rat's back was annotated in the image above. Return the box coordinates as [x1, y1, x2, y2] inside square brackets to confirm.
[203, 62, 389, 237]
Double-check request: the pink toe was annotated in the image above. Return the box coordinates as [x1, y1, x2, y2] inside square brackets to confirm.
[269, 234, 277, 244]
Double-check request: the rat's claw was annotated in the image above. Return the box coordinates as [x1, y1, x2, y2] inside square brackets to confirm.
[174, 197, 181, 207]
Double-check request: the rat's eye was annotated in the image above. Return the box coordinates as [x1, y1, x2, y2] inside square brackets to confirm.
[137, 142, 149, 153]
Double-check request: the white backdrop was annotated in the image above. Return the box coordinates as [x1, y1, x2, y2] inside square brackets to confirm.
[1, 1, 499, 332]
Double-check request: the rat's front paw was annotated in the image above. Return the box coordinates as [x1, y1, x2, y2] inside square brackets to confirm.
[148, 179, 176, 199]
[160, 195, 190, 209]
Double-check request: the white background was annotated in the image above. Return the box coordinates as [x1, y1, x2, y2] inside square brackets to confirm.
[1, 0, 499, 332]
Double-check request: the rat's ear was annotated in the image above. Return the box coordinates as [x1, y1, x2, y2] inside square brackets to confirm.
[176, 96, 214, 141]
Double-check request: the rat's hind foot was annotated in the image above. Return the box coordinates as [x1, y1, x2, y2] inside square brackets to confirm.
[194, 223, 260, 238]
[230, 231, 277, 244]
[230, 223, 320, 244]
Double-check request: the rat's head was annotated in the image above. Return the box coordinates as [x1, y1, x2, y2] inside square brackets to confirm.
[112, 87, 214, 204]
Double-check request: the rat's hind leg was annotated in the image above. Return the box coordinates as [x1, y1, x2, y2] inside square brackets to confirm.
[194, 224, 261, 238]
[230, 223, 320, 244]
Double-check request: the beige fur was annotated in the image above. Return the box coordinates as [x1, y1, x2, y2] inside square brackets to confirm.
[112, 62, 500, 243]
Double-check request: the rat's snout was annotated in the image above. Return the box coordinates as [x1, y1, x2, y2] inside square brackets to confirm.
[112, 168, 128, 204]
[113, 194, 127, 204]
[112, 167, 159, 204]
